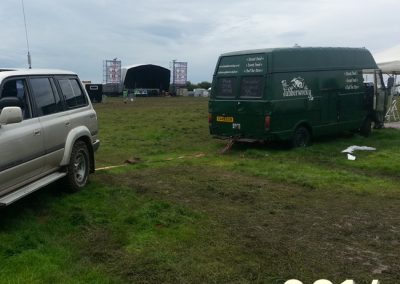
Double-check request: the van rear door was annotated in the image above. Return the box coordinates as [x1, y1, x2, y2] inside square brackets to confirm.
[209, 77, 238, 137]
[209, 76, 267, 139]
[209, 54, 268, 139]
[234, 76, 267, 138]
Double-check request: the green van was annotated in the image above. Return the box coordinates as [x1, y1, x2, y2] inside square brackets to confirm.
[208, 47, 389, 146]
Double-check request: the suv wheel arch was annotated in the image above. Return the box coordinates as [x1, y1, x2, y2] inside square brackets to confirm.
[61, 126, 94, 170]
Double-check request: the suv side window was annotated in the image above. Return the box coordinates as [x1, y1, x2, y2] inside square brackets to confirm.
[30, 77, 62, 116]
[58, 78, 87, 109]
[0, 78, 32, 119]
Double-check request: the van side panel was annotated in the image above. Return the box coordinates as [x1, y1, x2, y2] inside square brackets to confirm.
[268, 72, 320, 139]
[269, 69, 367, 138]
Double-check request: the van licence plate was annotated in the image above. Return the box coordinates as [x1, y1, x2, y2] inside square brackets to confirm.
[216, 116, 234, 123]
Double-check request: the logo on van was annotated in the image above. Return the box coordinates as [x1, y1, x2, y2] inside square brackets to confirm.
[281, 77, 314, 101]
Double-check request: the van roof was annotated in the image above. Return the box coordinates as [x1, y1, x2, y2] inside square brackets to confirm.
[219, 47, 378, 73]
[0, 69, 77, 81]
[221, 46, 369, 56]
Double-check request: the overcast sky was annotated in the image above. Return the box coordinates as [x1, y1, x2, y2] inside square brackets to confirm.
[1, 0, 399, 83]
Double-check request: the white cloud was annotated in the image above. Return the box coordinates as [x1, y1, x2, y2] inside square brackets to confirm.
[374, 45, 400, 63]
[1, 0, 400, 82]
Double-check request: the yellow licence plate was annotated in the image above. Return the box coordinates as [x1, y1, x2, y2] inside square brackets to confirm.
[216, 116, 234, 123]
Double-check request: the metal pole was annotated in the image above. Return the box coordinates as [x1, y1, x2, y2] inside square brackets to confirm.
[172, 59, 176, 93]
[21, 0, 31, 69]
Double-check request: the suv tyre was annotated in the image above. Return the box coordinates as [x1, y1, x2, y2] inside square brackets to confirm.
[66, 140, 90, 191]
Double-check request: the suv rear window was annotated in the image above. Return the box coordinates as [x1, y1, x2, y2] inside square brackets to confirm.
[216, 77, 236, 98]
[58, 78, 87, 108]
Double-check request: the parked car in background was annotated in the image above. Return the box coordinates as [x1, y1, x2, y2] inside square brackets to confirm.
[0, 69, 100, 206]
[193, 88, 210, 97]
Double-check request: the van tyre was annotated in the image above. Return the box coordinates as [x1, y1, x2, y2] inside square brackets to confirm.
[66, 141, 90, 191]
[292, 126, 311, 147]
[360, 117, 372, 137]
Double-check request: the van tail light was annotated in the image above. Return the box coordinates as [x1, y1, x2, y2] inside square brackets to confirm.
[265, 115, 271, 130]
[208, 113, 212, 123]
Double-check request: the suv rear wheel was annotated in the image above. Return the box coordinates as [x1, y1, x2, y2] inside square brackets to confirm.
[66, 140, 89, 191]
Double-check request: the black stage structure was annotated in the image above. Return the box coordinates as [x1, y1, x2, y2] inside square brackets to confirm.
[122, 64, 171, 96]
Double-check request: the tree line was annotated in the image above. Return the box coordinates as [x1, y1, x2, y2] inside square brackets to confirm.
[185, 81, 211, 91]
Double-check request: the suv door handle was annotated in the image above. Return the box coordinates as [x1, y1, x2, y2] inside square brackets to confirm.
[33, 129, 41, 136]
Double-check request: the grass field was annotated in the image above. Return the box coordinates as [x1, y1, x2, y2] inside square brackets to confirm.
[1, 97, 400, 284]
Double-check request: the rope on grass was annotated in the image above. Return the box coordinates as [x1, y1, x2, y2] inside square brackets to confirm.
[95, 153, 206, 171]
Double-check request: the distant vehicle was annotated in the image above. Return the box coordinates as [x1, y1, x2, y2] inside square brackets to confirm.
[0, 69, 100, 206]
[133, 88, 160, 97]
[85, 84, 103, 103]
[193, 88, 209, 97]
[102, 83, 123, 96]
[209, 47, 390, 146]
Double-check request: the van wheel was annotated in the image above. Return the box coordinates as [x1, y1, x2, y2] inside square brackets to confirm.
[360, 117, 372, 137]
[66, 141, 89, 191]
[292, 126, 311, 147]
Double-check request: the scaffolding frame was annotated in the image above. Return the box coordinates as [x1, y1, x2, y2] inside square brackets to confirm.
[385, 97, 399, 122]
[103, 59, 122, 84]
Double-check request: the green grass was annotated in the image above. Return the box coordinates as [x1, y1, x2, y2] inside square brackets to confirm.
[1, 97, 400, 283]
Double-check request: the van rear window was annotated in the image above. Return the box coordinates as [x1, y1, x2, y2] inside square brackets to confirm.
[240, 76, 263, 98]
[216, 77, 236, 98]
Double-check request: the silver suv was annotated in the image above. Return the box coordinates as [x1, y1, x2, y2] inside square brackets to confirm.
[0, 69, 100, 206]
